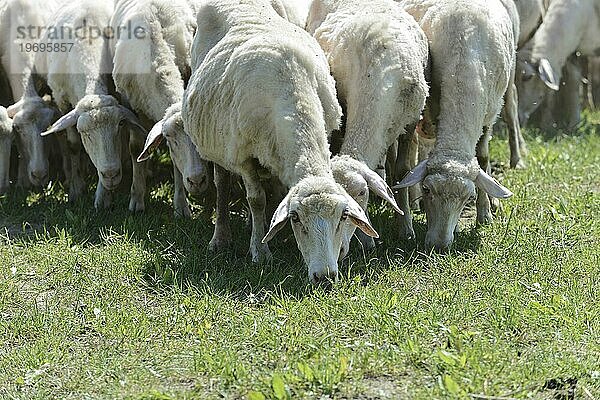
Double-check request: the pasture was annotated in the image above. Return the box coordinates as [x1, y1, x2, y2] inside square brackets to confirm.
[1, 113, 599, 399]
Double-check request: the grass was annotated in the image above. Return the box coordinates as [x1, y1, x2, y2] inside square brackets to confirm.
[0, 111, 599, 399]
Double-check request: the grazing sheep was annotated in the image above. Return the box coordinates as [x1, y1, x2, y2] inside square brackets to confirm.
[111, 0, 210, 217]
[395, 0, 514, 252]
[1, 0, 62, 188]
[0, 105, 12, 194]
[182, 0, 378, 283]
[38, 1, 148, 209]
[516, 0, 600, 125]
[306, 0, 427, 256]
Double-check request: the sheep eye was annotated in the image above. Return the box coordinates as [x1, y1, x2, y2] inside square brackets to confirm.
[119, 119, 126, 127]
[422, 185, 431, 194]
[341, 210, 349, 221]
[290, 211, 300, 223]
[358, 190, 366, 196]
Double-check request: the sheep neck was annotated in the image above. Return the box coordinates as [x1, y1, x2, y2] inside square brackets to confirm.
[531, 0, 590, 79]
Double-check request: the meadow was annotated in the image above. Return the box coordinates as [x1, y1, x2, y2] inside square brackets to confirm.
[0, 112, 599, 399]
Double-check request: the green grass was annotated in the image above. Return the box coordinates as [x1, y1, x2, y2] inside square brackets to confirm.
[1, 112, 599, 399]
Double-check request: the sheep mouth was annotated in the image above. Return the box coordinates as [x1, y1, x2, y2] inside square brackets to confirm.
[101, 177, 122, 191]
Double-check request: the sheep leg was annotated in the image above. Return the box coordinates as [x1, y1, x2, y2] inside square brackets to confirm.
[57, 134, 72, 185]
[504, 77, 526, 169]
[395, 129, 416, 240]
[94, 179, 113, 209]
[241, 169, 271, 263]
[476, 129, 493, 225]
[16, 154, 31, 189]
[209, 164, 232, 252]
[173, 164, 191, 218]
[408, 129, 421, 211]
[128, 128, 147, 212]
[66, 127, 85, 202]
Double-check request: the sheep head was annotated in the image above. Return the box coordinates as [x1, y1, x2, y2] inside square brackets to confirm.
[8, 97, 58, 188]
[0, 107, 14, 195]
[330, 155, 402, 259]
[516, 55, 560, 126]
[138, 103, 210, 196]
[43, 95, 146, 191]
[395, 158, 512, 252]
[263, 176, 378, 284]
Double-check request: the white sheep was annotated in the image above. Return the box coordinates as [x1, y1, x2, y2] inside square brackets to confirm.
[37, 1, 148, 210]
[0, 105, 13, 194]
[395, 0, 514, 252]
[306, 0, 428, 256]
[112, 0, 210, 217]
[517, 0, 600, 125]
[1, 0, 62, 189]
[182, 0, 378, 283]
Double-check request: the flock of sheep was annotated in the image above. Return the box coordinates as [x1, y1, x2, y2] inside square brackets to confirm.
[0, 0, 598, 284]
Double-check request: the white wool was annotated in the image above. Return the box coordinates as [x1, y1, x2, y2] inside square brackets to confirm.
[280, 0, 313, 27]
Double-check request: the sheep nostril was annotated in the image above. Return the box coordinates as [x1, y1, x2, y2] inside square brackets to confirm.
[101, 169, 120, 180]
[30, 171, 48, 183]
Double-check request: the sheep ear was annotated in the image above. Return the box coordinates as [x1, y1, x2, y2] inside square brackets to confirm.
[393, 159, 428, 189]
[475, 169, 513, 199]
[41, 109, 80, 136]
[137, 120, 164, 162]
[119, 106, 147, 134]
[537, 59, 559, 91]
[262, 193, 291, 243]
[6, 100, 23, 118]
[358, 164, 403, 215]
[346, 196, 379, 239]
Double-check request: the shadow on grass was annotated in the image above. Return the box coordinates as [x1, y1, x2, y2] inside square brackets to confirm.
[1, 174, 484, 299]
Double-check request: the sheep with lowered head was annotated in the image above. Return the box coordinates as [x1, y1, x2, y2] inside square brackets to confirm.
[39, 1, 148, 209]
[395, 0, 514, 252]
[112, 0, 211, 217]
[182, 0, 379, 283]
[306, 0, 428, 256]
[517, 0, 600, 125]
[1, 0, 63, 189]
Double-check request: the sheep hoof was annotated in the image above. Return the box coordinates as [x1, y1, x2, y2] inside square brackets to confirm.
[208, 232, 232, 252]
[174, 204, 192, 219]
[398, 226, 416, 241]
[68, 186, 84, 203]
[251, 244, 272, 263]
[477, 212, 493, 225]
[128, 195, 145, 213]
[510, 157, 526, 169]
[94, 192, 112, 209]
